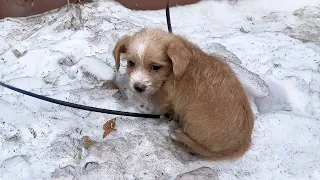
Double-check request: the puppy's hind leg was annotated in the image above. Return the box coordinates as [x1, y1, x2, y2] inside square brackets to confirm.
[170, 129, 213, 157]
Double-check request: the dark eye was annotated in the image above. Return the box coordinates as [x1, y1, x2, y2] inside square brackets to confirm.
[128, 61, 135, 67]
[151, 65, 161, 71]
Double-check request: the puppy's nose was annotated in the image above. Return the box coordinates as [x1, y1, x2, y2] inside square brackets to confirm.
[133, 83, 146, 93]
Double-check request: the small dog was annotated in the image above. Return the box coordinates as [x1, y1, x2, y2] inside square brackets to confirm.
[113, 28, 254, 160]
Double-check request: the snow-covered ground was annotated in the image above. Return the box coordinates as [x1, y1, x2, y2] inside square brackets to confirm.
[0, 0, 320, 179]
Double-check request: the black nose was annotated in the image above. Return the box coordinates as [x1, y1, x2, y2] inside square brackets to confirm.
[134, 83, 146, 93]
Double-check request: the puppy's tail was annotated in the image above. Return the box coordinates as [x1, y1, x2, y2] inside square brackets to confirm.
[172, 130, 251, 160]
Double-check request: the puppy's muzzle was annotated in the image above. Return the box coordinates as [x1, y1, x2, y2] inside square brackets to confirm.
[133, 83, 146, 93]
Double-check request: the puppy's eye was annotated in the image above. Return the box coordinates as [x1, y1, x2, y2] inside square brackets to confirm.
[128, 61, 135, 67]
[151, 65, 161, 71]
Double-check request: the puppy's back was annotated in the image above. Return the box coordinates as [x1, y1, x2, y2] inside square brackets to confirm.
[171, 42, 254, 159]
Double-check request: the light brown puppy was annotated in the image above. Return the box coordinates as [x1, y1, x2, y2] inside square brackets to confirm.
[113, 28, 254, 160]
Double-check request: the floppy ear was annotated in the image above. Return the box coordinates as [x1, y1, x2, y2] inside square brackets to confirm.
[113, 36, 131, 71]
[167, 39, 192, 78]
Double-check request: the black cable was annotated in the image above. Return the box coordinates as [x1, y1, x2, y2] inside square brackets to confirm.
[166, 0, 172, 33]
[0, 81, 161, 119]
[0, 1, 174, 119]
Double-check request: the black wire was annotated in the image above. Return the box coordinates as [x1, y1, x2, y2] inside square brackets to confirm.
[0, 81, 161, 119]
[166, 0, 172, 33]
[0, 1, 173, 119]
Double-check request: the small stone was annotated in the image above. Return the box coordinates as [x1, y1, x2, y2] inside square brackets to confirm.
[83, 161, 99, 171]
[28, 127, 37, 138]
[175, 167, 219, 180]
[7, 133, 21, 141]
[11, 48, 28, 58]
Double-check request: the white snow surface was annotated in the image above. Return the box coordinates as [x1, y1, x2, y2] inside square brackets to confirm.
[0, 0, 320, 179]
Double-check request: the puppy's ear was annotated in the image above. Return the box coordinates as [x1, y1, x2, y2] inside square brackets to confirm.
[113, 36, 131, 71]
[167, 39, 192, 78]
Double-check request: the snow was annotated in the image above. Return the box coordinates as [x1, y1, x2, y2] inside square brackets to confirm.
[0, 0, 320, 179]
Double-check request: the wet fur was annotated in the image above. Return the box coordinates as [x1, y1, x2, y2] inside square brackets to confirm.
[113, 28, 254, 160]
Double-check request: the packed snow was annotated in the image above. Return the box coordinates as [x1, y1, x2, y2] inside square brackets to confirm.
[0, 0, 319, 179]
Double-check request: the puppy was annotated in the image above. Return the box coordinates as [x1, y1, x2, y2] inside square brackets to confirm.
[113, 28, 254, 160]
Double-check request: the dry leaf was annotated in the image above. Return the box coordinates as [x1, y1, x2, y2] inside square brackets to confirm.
[103, 119, 116, 138]
[102, 80, 119, 90]
[82, 136, 97, 149]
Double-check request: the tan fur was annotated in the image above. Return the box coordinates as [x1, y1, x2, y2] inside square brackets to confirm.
[113, 35, 132, 71]
[113, 28, 254, 160]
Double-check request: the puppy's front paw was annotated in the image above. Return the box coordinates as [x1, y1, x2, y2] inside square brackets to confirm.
[170, 131, 178, 141]
[170, 129, 182, 141]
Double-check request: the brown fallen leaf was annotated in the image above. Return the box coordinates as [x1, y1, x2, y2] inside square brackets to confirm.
[82, 136, 97, 149]
[103, 119, 116, 138]
[102, 80, 119, 90]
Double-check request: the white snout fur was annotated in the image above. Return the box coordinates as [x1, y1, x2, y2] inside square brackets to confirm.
[130, 70, 151, 92]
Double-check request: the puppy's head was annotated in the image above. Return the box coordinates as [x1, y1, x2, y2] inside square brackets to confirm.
[113, 28, 192, 95]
